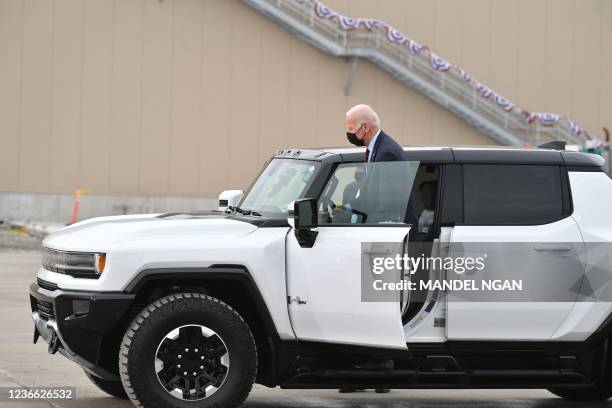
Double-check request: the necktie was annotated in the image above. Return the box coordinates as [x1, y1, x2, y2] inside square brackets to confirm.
[365, 148, 370, 162]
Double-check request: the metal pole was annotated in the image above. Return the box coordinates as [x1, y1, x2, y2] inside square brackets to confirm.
[344, 56, 359, 96]
[604, 127, 611, 175]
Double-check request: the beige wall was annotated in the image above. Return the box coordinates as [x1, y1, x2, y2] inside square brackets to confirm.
[0, 0, 610, 197]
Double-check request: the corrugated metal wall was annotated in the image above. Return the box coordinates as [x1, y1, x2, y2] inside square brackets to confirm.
[0, 0, 610, 197]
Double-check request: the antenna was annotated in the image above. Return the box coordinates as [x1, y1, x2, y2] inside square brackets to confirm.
[537, 141, 567, 151]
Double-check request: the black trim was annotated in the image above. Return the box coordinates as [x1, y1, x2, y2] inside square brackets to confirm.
[453, 148, 563, 164]
[123, 266, 279, 340]
[274, 339, 609, 389]
[29, 282, 136, 380]
[273, 149, 338, 162]
[271, 147, 604, 168]
[338, 150, 453, 164]
[315, 224, 409, 228]
[561, 166, 574, 217]
[566, 165, 604, 172]
[440, 164, 463, 225]
[587, 312, 612, 344]
[227, 216, 289, 228]
[157, 210, 226, 219]
[37, 277, 58, 291]
[156, 210, 290, 228]
[303, 162, 336, 200]
[404, 149, 454, 162]
[561, 151, 605, 167]
[123, 266, 282, 386]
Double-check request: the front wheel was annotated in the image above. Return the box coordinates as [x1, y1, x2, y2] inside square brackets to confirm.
[548, 385, 612, 401]
[119, 293, 257, 408]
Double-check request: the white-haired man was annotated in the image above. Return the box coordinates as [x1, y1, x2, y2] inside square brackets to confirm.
[345, 104, 404, 162]
[340, 105, 419, 394]
[345, 104, 419, 227]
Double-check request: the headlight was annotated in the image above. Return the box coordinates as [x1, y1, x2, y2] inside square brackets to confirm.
[42, 247, 106, 279]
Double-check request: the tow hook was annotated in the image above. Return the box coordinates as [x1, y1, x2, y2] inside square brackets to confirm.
[33, 327, 40, 344]
[48, 330, 60, 354]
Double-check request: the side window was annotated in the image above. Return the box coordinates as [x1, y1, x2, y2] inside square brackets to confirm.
[318, 161, 419, 225]
[463, 164, 564, 225]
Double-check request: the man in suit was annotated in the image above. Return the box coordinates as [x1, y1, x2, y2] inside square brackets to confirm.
[346, 104, 402, 161]
[345, 104, 419, 228]
[339, 105, 418, 394]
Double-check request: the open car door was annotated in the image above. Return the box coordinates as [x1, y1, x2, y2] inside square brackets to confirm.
[286, 226, 410, 349]
[285, 161, 419, 349]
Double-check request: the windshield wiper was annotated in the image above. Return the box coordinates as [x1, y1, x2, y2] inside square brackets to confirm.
[234, 207, 262, 217]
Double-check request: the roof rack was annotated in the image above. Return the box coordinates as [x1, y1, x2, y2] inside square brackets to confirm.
[537, 141, 567, 151]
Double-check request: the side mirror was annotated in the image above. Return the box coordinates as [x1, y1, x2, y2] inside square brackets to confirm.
[218, 190, 243, 212]
[293, 198, 318, 248]
[294, 198, 318, 229]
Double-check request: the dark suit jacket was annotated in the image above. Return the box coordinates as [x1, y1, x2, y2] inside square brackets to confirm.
[366, 131, 419, 233]
[369, 130, 405, 163]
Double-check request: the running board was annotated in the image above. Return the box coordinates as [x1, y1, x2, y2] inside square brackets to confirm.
[281, 368, 589, 389]
[281, 354, 590, 389]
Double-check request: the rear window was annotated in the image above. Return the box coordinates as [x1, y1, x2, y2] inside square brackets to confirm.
[463, 164, 565, 225]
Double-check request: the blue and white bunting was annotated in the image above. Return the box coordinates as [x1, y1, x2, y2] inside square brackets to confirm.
[301, 0, 600, 146]
[494, 95, 514, 112]
[431, 53, 451, 72]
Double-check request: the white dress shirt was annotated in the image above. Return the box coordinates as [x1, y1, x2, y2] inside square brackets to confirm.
[367, 129, 382, 162]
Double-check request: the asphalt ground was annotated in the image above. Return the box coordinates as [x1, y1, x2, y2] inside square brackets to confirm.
[0, 249, 608, 408]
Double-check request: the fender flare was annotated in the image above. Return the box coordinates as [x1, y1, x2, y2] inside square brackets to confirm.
[123, 265, 280, 340]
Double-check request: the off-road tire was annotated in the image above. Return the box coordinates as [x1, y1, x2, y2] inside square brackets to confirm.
[548, 385, 612, 401]
[85, 370, 128, 399]
[119, 293, 257, 408]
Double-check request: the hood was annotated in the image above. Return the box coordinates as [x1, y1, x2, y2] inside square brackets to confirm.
[43, 213, 259, 253]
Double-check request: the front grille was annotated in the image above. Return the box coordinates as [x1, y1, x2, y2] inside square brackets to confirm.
[36, 299, 55, 320]
[37, 277, 58, 291]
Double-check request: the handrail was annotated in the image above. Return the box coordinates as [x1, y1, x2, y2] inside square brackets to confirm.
[243, 0, 608, 165]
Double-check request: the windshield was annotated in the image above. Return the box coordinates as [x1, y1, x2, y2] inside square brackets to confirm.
[237, 159, 319, 218]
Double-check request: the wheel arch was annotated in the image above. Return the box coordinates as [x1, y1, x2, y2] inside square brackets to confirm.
[122, 265, 281, 386]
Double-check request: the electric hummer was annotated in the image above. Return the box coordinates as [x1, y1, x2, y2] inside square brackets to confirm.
[30, 144, 612, 407]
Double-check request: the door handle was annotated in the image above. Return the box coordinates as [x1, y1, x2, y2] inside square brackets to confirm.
[363, 242, 397, 254]
[533, 244, 573, 254]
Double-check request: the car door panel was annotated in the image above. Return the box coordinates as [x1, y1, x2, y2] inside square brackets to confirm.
[286, 226, 410, 349]
[447, 217, 586, 340]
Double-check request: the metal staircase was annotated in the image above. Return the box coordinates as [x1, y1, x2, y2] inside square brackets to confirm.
[242, 0, 601, 149]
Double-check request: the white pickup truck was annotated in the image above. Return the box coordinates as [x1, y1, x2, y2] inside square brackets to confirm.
[30, 144, 612, 407]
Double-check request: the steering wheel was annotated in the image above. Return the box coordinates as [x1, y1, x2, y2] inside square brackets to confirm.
[323, 199, 336, 211]
[317, 199, 336, 223]
[349, 208, 368, 223]
[327, 201, 368, 224]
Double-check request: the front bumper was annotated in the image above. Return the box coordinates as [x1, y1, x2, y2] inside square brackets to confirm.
[29, 280, 135, 380]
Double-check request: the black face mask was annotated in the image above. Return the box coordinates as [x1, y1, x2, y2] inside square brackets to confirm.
[346, 132, 364, 147]
[347, 122, 367, 146]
